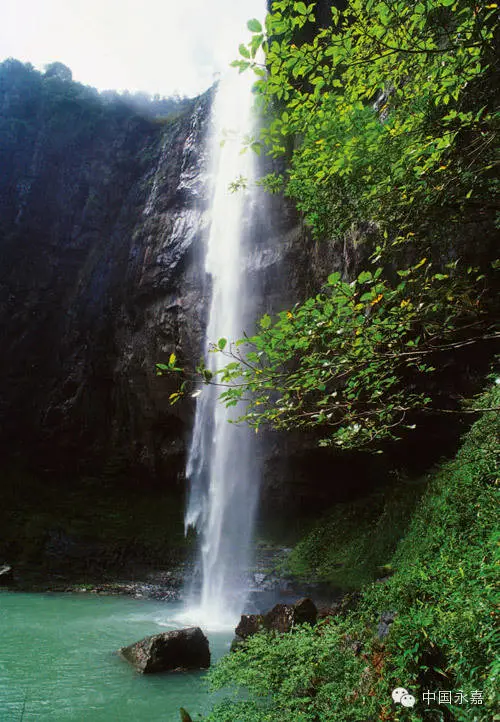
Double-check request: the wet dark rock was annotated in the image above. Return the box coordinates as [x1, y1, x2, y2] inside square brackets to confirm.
[235, 614, 264, 640]
[179, 708, 193, 722]
[0, 63, 213, 482]
[0, 565, 13, 585]
[236, 597, 318, 639]
[317, 603, 341, 620]
[264, 603, 297, 633]
[291, 597, 318, 625]
[119, 627, 210, 674]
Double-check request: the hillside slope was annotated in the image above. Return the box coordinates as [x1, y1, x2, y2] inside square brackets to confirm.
[206, 385, 499, 721]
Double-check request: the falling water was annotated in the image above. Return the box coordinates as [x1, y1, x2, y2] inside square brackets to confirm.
[183, 67, 260, 629]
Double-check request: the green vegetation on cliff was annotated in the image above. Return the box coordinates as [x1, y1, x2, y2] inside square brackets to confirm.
[205, 385, 499, 721]
[282, 475, 425, 588]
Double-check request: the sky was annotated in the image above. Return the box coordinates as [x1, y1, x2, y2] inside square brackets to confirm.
[0, 0, 266, 97]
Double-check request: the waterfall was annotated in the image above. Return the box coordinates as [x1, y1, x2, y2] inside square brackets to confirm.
[183, 67, 260, 629]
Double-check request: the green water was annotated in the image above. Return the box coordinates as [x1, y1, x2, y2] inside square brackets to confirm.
[0, 591, 232, 722]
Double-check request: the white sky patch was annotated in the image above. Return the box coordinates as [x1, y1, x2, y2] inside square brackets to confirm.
[0, 0, 266, 97]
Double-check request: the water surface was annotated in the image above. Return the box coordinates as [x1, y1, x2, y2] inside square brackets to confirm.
[0, 591, 232, 721]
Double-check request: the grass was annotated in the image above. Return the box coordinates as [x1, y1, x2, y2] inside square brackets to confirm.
[281, 475, 426, 589]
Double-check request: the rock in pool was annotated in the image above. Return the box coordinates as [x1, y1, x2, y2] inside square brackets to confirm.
[118, 627, 210, 674]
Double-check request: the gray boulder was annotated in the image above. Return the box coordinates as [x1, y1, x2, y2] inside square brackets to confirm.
[377, 611, 397, 639]
[119, 627, 210, 674]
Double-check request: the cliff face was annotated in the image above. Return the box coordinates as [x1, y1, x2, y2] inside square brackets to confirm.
[0, 61, 215, 483]
[0, 61, 316, 491]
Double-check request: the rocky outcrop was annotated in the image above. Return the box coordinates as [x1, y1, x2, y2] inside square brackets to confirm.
[235, 613, 264, 639]
[265, 597, 318, 632]
[118, 627, 210, 674]
[235, 597, 318, 641]
[0, 60, 348, 512]
[0, 61, 325, 496]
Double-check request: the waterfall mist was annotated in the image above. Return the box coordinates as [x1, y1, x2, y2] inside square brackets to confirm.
[182, 67, 261, 629]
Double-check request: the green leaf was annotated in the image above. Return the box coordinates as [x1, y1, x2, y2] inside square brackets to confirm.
[251, 34, 264, 58]
[218, 338, 228, 351]
[357, 271, 373, 284]
[327, 272, 341, 285]
[239, 43, 250, 59]
[247, 18, 262, 32]
[260, 313, 272, 329]
[237, 60, 251, 73]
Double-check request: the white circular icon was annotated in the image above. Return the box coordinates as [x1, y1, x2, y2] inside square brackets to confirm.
[392, 687, 408, 703]
[400, 693, 416, 708]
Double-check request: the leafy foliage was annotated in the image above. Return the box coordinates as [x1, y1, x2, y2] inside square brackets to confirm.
[220, 259, 498, 447]
[170, 257, 497, 448]
[167, 0, 499, 449]
[236, 0, 499, 242]
[205, 386, 500, 721]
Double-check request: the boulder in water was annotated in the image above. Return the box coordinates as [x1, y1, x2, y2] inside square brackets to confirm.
[118, 627, 210, 674]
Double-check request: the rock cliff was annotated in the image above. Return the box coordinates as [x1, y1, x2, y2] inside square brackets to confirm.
[0, 60, 213, 483]
[0, 60, 316, 494]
